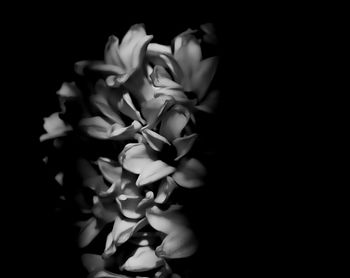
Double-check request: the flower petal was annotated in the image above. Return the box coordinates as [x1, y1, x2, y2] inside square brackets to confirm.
[79, 217, 105, 248]
[146, 205, 188, 235]
[150, 66, 189, 102]
[146, 52, 184, 84]
[141, 129, 170, 152]
[104, 35, 126, 69]
[120, 170, 142, 197]
[123, 69, 155, 103]
[191, 56, 218, 101]
[75, 60, 125, 76]
[121, 246, 164, 272]
[91, 81, 125, 125]
[130, 34, 153, 70]
[172, 158, 206, 188]
[155, 177, 178, 204]
[119, 24, 147, 69]
[174, 36, 202, 91]
[136, 160, 176, 186]
[116, 195, 145, 219]
[119, 143, 157, 174]
[140, 96, 173, 128]
[103, 216, 147, 257]
[147, 43, 172, 54]
[172, 133, 198, 161]
[159, 105, 190, 142]
[156, 227, 198, 259]
[110, 120, 142, 140]
[79, 116, 111, 139]
[117, 93, 145, 124]
[115, 190, 153, 219]
[40, 112, 72, 141]
[97, 158, 122, 184]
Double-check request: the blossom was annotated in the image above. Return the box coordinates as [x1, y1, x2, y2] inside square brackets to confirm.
[147, 26, 219, 114]
[76, 24, 155, 103]
[119, 103, 206, 189]
[40, 22, 219, 278]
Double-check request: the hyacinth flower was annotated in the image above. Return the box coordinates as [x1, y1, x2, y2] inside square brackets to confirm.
[40, 23, 219, 278]
[76, 24, 155, 104]
[145, 24, 219, 115]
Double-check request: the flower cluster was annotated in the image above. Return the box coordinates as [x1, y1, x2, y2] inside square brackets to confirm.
[40, 23, 219, 278]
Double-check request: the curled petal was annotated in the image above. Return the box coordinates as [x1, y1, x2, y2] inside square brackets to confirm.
[103, 216, 147, 257]
[116, 195, 144, 219]
[91, 81, 125, 125]
[140, 96, 173, 127]
[79, 116, 111, 139]
[147, 43, 172, 54]
[116, 191, 153, 220]
[120, 143, 157, 174]
[156, 227, 198, 259]
[141, 129, 170, 152]
[123, 69, 155, 103]
[75, 60, 125, 76]
[118, 93, 145, 124]
[40, 112, 72, 141]
[155, 177, 178, 204]
[150, 66, 182, 90]
[174, 37, 202, 91]
[172, 158, 206, 188]
[121, 246, 164, 272]
[172, 133, 198, 161]
[146, 52, 184, 84]
[79, 217, 105, 248]
[146, 205, 188, 235]
[110, 120, 142, 140]
[97, 158, 122, 184]
[159, 105, 190, 142]
[119, 24, 147, 69]
[191, 56, 219, 101]
[120, 170, 142, 197]
[104, 35, 126, 69]
[136, 160, 176, 186]
[150, 66, 189, 102]
[130, 35, 154, 70]
[99, 181, 121, 198]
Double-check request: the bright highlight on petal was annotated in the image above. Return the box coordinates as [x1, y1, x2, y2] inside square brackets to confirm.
[156, 227, 198, 259]
[121, 246, 164, 272]
[136, 160, 176, 186]
[119, 143, 157, 174]
[146, 205, 188, 235]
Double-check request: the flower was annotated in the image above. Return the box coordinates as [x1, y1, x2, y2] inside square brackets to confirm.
[76, 24, 155, 103]
[119, 103, 206, 189]
[40, 22, 219, 278]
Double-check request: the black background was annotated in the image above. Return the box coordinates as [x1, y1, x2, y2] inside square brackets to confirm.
[3, 4, 306, 277]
